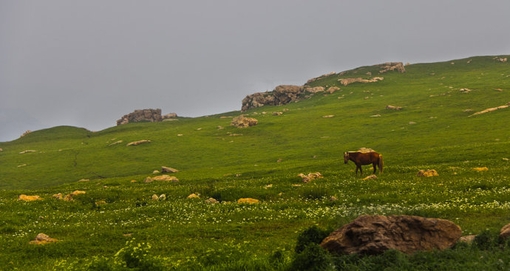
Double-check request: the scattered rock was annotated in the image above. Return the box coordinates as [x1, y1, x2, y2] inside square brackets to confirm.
[386, 105, 403, 110]
[339, 77, 384, 86]
[18, 194, 42, 201]
[321, 215, 462, 255]
[322, 115, 335, 118]
[469, 102, 510, 117]
[146, 175, 179, 182]
[298, 172, 323, 183]
[237, 198, 260, 204]
[458, 235, 476, 244]
[95, 200, 107, 205]
[326, 86, 341, 93]
[205, 198, 219, 204]
[231, 115, 258, 128]
[19, 150, 36, 154]
[187, 193, 200, 199]
[304, 86, 325, 93]
[29, 233, 58, 245]
[362, 174, 378, 180]
[151, 194, 166, 201]
[494, 57, 508, 62]
[417, 169, 439, 177]
[161, 166, 179, 173]
[52, 193, 63, 200]
[163, 113, 178, 120]
[127, 140, 151, 146]
[57, 190, 87, 201]
[108, 140, 123, 146]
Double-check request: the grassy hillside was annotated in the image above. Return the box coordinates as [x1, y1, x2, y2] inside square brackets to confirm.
[0, 55, 509, 270]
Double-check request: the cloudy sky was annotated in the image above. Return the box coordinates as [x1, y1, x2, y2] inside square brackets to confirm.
[1, 1, 509, 142]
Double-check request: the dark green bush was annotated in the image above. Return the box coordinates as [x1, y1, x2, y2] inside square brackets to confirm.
[294, 225, 330, 253]
[289, 243, 334, 271]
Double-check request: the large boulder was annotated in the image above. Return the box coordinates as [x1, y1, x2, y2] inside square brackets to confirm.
[320, 215, 462, 255]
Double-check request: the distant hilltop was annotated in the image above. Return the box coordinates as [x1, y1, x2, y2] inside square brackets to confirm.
[116, 109, 177, 125]
[241, 62, 405, 112]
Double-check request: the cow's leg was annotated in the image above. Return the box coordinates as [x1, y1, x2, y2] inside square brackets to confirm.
[373, 163, 377, 174]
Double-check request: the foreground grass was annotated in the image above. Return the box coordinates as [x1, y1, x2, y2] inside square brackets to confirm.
[2, 166, 510, 269]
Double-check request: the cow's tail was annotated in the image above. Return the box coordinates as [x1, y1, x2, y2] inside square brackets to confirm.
[379, 154, 384, 173]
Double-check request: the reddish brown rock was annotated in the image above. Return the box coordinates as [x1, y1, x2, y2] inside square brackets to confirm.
[321, 215, 462, 255]
[499, 223, 510, 240]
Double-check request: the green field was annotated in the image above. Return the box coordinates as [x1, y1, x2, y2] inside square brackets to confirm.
[1, 55, 510, 270]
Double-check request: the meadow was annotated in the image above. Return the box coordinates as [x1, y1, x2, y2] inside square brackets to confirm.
[0, 55, 510, 270]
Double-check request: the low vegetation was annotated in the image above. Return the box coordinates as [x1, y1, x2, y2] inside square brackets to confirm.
[0, 55, 509, 270]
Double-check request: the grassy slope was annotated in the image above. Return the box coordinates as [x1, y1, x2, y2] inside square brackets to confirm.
[0, 55, 509, 269]
[1, 56, 509, 190]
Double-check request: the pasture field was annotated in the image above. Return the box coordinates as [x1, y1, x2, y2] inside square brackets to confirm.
[0, 55, 510, 270]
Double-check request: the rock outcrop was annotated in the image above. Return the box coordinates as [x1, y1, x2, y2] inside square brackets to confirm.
[241, 85, 303, 112]
[321, 215, 462, 255]
[241, 62, 404, 111]
[117, 109, 177, 125]
[378, 62, 406, 73]
[241, 84, 342, 112]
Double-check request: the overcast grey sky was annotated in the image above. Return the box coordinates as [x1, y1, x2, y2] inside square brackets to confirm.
[1, 1, 509, 142]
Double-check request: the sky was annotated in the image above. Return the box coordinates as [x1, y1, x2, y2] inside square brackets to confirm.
[1, 1, 509, 142]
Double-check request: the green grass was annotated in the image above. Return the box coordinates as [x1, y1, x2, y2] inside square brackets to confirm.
[1, 55, 510, 270]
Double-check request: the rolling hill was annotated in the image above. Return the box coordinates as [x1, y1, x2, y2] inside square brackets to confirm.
[1, 55, 508, 190]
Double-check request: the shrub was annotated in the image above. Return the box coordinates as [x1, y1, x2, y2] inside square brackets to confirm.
[473, 230, 500, 251]
[114, 240, 163, 270]
[294, 225, 330, 253]
[289, 243, 334, 271]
